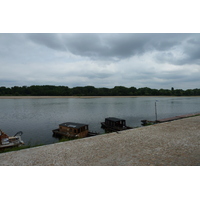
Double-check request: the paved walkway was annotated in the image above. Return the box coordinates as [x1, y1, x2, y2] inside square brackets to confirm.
[0, 116, 200, 166]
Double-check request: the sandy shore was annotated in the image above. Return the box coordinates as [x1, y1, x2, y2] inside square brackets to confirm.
[0, 96, 143, 99]
[1, 96, 198, 99]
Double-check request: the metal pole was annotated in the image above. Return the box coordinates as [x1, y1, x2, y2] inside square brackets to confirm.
[155, 100, 158, 122]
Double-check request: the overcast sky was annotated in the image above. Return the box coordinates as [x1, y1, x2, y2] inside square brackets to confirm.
[0, 33, 200, 89]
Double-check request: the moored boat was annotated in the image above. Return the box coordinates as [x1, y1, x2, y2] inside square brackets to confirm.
[52, 122, 100, 139]
[53, 122, 89, 138]
[101, 117, 132, 132]
[0, 129, 24, 149]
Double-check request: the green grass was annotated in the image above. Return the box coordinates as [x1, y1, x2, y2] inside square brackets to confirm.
[0, 142, 44, 154]
[0, 136, 81, 154]
[0, 145, 30, 153]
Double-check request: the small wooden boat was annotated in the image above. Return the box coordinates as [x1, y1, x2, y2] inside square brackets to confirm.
[53, 122, 89, 138]
[52, 122, 100, 139]
[0, 129, 24, 149]
[101, 117, 132, 132]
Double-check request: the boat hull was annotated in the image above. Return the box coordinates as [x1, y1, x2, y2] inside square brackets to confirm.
[101, 122, 132, 132]
[0, 136, 24, 149]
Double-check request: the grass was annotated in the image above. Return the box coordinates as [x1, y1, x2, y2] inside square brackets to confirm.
[0, 137, 80, 154]
[143, 122, 155, 126]
[0, 142, 44, 154]
[0, 145, 30, 153]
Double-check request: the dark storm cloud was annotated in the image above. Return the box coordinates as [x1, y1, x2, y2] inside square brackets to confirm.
[62, 33, 105, 58]
[63, 33, 189, 59]
[27, 33, 66, 51]
[26, 33, 153, 59]
[102, 33, 185, 57]
[64, 33, 152, 59]
[26, 33, 200, 65]
[2, 33, 200, 65]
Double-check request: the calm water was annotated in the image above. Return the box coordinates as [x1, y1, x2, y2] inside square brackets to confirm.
[0, 97, 200, 146]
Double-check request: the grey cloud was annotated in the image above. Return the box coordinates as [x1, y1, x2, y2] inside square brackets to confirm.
[83, 72, 113, 79]
[103, 34, 152, 59]
[0, 34, 28, 60]
[1, 33, 196, 65]
[1, 33, 200, 89]
[182, 36, 200, 64]
[61, 33, 170, 59]
[62, 33, 105, 57]
[154, 52, 185, 65]
[25, 33, 200, 65]
[154, 34, 200, 65]
[155, 50, 200, 66]
[64, 33, 189, 59]
[148, 33, 186, 51]
[27, 33, 66, 52]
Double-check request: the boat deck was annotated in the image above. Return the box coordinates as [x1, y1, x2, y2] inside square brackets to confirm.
[101, 122, 132, 132]
[0, 136, 24, 149]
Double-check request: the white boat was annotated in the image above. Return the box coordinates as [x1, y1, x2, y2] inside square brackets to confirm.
[0, 130, 24, 149]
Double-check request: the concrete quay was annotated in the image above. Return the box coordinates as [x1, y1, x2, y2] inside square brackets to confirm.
[0, 116, 200, 166]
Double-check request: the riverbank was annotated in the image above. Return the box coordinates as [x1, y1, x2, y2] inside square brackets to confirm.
[0, 115, 200, 166]
[0, 95, 156, 99]
[1, 95, 200, 99]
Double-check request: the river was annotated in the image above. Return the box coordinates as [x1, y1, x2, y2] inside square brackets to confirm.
[0, 96, 200, 146]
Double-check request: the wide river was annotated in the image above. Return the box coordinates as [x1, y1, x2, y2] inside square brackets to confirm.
[0, 96, 200, 146]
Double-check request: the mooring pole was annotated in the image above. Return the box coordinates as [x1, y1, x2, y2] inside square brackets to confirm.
[155, 100, 158, 122]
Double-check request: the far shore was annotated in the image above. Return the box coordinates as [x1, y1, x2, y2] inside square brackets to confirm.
[0, 96, 142, 99]
[0, 95, 200, 99]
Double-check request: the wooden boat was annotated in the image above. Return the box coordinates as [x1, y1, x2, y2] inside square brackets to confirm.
[52, 122, 100, 139]
[101, 117, 132, 132]
[52, 122, 89, 138]
[0, 129, 24, 149]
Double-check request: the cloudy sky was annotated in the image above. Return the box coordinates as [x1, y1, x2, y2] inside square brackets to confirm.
[0, 33, 200, 90]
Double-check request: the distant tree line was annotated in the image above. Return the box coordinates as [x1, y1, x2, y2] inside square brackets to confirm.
[0, 85, 200, 96]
